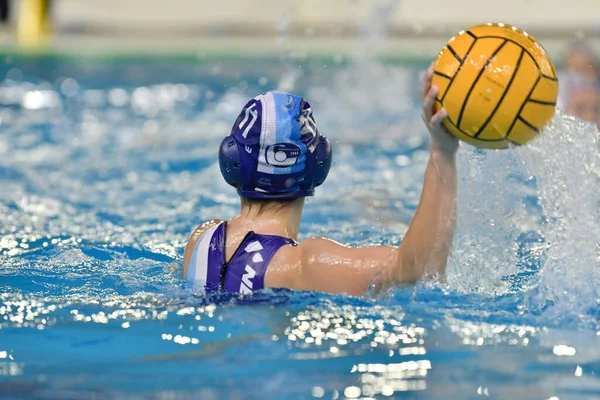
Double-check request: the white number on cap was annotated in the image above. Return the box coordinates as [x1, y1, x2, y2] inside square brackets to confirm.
[239, 103, 258, 139]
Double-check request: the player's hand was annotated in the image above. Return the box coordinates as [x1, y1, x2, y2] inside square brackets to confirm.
[421, 63, 459, 156]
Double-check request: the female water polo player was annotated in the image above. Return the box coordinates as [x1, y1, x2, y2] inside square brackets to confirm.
[183, 65, 458, 296]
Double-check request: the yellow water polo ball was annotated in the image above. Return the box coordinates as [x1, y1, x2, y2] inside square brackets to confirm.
[432, 23, 559, 149]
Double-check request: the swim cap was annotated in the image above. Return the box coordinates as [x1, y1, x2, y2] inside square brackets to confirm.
[219, 91, 332, 199]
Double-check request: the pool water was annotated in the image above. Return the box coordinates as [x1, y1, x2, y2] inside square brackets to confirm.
[1, 57, 600, 400]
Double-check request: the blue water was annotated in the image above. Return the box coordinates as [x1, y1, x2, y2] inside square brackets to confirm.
[1, 58, 600, 400]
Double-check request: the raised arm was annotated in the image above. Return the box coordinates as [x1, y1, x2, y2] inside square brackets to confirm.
[293, 64, 458, 295]
[390, 64, 458, 281]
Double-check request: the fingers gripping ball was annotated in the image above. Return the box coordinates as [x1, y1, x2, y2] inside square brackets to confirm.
[432, 23, 559, 149]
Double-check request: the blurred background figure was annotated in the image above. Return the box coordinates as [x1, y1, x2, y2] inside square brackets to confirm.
[563, 84, 600, 128]
[562, 40, 599, 81]
[16, 0, 52, 47]
[0, 0, 9, 24]
[558, 40, 600, 127]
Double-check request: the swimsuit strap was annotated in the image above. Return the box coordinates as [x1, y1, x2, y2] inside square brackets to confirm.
[221, 231, 295, 293]
[187, 222, 296, 294]
[186, 222, 226, 293]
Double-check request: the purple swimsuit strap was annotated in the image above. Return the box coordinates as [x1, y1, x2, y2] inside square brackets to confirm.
[186, 222, 296, 294]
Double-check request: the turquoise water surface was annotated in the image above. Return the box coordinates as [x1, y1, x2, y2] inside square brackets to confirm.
[1, 57, 600, 399]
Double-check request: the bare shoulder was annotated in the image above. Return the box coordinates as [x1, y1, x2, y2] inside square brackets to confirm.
[188, 219, 222, 243]
[183, 219, 223, 277]
[267, 236, 396, 296]
[267, 237, 344, 276]
[299, 236, 349, 253]
[262, 238, 334, 290]
[298, 236, 393, 262]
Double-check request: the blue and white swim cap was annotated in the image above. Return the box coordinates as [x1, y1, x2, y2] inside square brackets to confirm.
[219, 91, 332, 199]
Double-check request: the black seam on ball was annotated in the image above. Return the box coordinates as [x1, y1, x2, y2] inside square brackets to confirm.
[433, 70, 452, 80]
[507, 74, 542, 137]
[474, 48, 524, 139]
[440, 39, 478, 104]
[473, 35, 557, 79]
[527, 98, 557, 106]
[457, 39, 508, 130]
[444, 117, 506, 141]
[517, 116, 542, 133]
[446, 45, 463, 63]
[541, 74, 558, 81]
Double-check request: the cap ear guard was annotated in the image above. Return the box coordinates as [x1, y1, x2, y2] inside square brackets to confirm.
[219, 91, 332, 198]
[219, 135, 242, 189]
[219, 132, 332, 197]
[313, 135, 332, 187]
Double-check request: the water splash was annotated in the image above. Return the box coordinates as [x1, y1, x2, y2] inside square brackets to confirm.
[448, 145, 536, 295]
[1, 60, 600, 398]
[517, 111, 600, 323]
[447, 110, 600, 326]
[306, 0, 414, 144]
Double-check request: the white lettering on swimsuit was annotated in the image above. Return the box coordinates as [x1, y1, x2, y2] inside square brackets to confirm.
[240, 240, 264, 293]
[240, 265, 257, 294]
